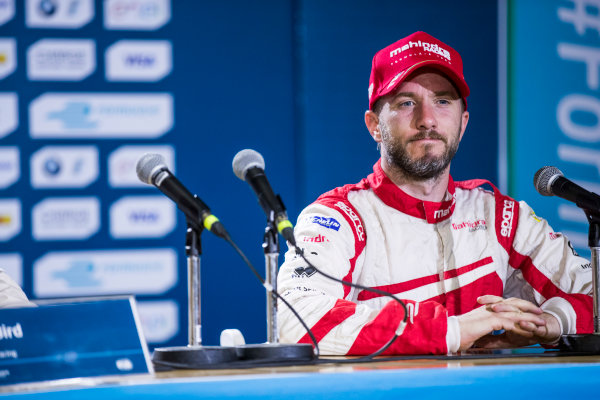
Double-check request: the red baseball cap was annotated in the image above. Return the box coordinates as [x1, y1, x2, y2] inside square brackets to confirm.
[368, 31, 470, 110]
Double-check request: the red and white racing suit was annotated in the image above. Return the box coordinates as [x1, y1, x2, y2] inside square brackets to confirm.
[277, 160, 593, 355]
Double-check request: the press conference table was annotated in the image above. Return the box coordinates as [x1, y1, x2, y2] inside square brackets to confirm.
[4, 349, 600, 399]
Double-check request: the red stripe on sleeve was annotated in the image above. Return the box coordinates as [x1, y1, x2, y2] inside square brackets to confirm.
[509, 250, 593, 333]
[348, 299, 448, 355]
[298, 298, 357, 345]
[315, 197, 366, 299]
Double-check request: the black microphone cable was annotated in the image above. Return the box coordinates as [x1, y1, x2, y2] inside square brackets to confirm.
[292, 245, 409, 362]
[221, 227, 411, 362]
[220, 231, 321, 357]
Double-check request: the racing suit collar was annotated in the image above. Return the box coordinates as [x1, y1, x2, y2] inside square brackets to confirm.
[369, 160, 456, 223]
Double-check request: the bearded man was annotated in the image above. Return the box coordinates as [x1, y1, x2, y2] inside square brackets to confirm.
[277, 31, 593, 355]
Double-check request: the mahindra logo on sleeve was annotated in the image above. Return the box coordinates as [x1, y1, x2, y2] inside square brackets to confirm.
[302, 234, 329, 243]
[335, 201, 364, 241]
[500, 199, 515, 237]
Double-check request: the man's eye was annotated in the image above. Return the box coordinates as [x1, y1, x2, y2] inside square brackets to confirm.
[398, 100, 414, 107]
[437, 99, 451, 105]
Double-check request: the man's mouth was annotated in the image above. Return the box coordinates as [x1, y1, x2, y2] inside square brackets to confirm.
[410, 131, 446, 144]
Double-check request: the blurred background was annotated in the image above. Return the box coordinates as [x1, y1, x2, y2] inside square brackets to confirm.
[0, 0, 597, 349]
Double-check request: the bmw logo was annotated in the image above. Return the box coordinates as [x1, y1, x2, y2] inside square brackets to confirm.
[38, 0, 58, 16]
[44, 158, 61, 175]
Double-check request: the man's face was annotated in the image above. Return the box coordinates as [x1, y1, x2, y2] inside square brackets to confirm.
[374, 69, 469, 181]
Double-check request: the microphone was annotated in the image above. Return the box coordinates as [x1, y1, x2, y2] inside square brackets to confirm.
[534, 166, 600, 212]
[136, 153, 228, 238]
[232, 149, 296, 246]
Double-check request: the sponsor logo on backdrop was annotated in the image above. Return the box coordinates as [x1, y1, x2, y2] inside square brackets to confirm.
[0, 38, 16, 79]
[108, 144, 175, 187]
[137, 300, 178, 343]
[32, 197, 100, 240]
[0, 0, 15, 26]
[104, 0, 171, 30]
[110, 196, 175, 238]
[0, 199, 21, 241]
[30, 145, 98, 188]
[106, 40, 172, 81]
[0, 92, 18, 139]
[0, 253, 23, 287]
[0, 147, 19, 189]
[26, 0, 94, 29]
[27, 38, 96, 81]
[309, 216, 340, 231]
[29, 92, 174, 138]
[33, 248, 177, 297]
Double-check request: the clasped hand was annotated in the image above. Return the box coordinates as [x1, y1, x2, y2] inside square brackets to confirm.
[457, 295, 561, 351]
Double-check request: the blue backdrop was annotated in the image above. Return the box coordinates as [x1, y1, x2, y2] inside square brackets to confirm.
[0, 0, 498, 347]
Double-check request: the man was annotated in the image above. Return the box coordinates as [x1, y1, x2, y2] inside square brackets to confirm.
[277, 31, 593, 355]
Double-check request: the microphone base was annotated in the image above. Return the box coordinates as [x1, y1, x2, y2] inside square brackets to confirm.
[558, 333, 600, 354]
[237, 343, 315, 363]
[152, 345, 238, 369]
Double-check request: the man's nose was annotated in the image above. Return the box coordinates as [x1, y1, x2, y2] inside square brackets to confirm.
[415, 102, 437, 130]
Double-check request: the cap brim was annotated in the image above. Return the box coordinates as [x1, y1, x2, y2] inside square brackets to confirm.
[375, 60, 470, 109]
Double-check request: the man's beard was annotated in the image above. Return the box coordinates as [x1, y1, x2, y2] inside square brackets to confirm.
[380, 124, 461, 181]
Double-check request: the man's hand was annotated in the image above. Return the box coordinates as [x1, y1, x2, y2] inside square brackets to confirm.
[456, 295, 560, 351]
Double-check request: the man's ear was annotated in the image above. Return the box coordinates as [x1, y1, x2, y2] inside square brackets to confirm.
[365, 110, 381, 143]
[459, 110, 469, 141]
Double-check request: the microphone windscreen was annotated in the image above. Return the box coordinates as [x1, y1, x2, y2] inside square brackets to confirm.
[136, 153, 166, 184]
[534, 166, 563, 197]
[232, 149, 265, 181]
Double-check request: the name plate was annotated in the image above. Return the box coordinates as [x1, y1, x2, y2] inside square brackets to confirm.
[0, 297, 153, 387]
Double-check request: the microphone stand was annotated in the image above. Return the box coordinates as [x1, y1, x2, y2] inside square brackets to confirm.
[152, 220, 238, 368]
[236, 211, 314, 363]
[559, 210, 600, 353]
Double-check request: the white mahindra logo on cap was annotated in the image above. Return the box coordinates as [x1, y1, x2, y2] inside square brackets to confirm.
[389, 40, 451, 61]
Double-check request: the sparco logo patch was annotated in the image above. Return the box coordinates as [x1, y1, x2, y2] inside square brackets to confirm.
[310, 216, 340, 231]
[500, 200, 515, 238]
[335, 201, 365, 241]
